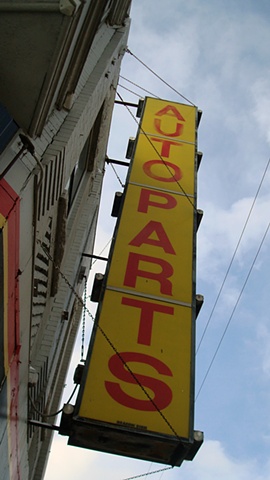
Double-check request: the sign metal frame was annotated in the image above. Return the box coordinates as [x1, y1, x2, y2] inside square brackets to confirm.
[63, 97, 203, 466]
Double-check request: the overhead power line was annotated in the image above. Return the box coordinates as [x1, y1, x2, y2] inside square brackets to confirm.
[196, 157, 270, 354]
[196, 201, 270, 400]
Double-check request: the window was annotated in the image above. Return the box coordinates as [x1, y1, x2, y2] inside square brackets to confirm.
[67, 104, 104, 212]
[0, 103, 18, 155]
[67, 142, 88, 211]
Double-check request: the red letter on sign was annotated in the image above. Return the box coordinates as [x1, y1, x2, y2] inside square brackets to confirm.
[150, 138, 181, 158]
[124, 252, 173, 296]
[138, 189, 177, 213]
[143, 160, 182, 183]
[129, 220, 176, 254]
[154, 105, 185, 137]
[105, 352, 173, 411]
[122, 297, 174, 345]
[155, 105, 185, 121]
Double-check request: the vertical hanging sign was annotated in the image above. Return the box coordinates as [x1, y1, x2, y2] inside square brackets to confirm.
[69, 98, 202, 465]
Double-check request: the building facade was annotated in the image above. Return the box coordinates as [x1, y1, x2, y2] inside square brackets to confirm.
[0, 2, 131, 479]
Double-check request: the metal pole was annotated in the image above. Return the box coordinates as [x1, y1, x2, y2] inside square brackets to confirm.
[28, 420, 60, 432]
[82, 253, 108, 262]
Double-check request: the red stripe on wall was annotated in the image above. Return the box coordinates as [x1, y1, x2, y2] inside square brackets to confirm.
[0, 178, 21, 480]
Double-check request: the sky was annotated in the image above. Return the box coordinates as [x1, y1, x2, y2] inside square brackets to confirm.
[45, 1, 270, 479]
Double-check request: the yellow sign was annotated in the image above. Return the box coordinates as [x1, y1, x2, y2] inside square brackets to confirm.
[107, 184, 194, 305]
[79, 98, 197, 441]
[130, 135, 196, 195]
[79, 291, 192, 437]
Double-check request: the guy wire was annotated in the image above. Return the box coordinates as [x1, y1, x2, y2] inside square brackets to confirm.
[37, 238, 181, 440]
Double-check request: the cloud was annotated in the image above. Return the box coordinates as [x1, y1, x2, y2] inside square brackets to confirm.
[45, 435, 99, 478]
[181, 440, 267, 480]
[45, 438, 270, 480]
[197, 192, 270, 287]
[254, 322, 270, 378]
[45, 2, 270, 479]
[251, 75, 270, 144]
